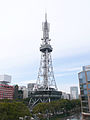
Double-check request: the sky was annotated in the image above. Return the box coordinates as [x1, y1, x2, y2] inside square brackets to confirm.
[0, 0, 90, 93]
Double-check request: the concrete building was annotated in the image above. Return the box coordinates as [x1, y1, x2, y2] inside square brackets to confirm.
[13, 85, 23, 99]
[19, 86, 26, 91]
[0, 75, 14, 99]
[67, 93, 70, 100]
[0, 84, 14, 99]
[0, 74, 11, 84]
[23, 88, 28, 99]
[27, 83, 36, 91]
[70, 86, 78, 100]
[27, 83, 36, 97]
[62, 92, 70, 100]
[19, 86, 28, 99]
[78, 65, 90, 119]
[13, 85, 18, 99]
[14, 85, 28, 99]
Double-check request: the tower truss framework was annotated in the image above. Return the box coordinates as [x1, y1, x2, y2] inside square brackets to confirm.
[36, 13, 57, 90]
[29, 14, 62, 109]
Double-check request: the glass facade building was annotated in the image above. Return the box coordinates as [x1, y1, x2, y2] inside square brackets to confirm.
[78, 66, 90, 119]
[70, 86, 78, 100]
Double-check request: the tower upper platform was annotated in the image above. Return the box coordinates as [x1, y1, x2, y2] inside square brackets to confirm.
[40, 44, 52, 53]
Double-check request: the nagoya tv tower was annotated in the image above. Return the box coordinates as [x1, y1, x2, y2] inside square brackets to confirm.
[36, 13, 57, 90]
[29, 14, 62, 109]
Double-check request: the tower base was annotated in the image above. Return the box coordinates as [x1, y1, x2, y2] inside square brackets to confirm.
[29, 89, 62, 110]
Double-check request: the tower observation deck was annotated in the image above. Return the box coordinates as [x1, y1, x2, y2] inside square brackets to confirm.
[29, 14, 62, 109]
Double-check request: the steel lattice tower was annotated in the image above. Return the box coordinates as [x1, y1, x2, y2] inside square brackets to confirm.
[29, 14, 62, 109]
[36, 14, 57, 90]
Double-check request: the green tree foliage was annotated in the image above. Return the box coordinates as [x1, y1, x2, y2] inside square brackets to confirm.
[0, 101, 31, 120]
[33, 99, 81, 115]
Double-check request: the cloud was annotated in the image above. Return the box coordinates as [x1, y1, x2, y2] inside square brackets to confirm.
[55, 73, 72, 77]
[0, 0, 90, 93]
[55, 67, 81, 74]
[11, 79, 36, 87]
[57, 83, 80, 94]
[0, 0, 90, 68]
[62, 67, 81, 72]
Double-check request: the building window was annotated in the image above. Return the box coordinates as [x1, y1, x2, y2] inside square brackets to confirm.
[82, 101, 88, 108]
[79, 72, 86, 84]
[81, 96, 88, 101]
[88, 84, 90, 89]
[84, 90, 87, 95]
[80, 84, 87, 89]
[83, 84, 87, 89]
[88, 90, 90, 93]
[83, 108, 89, 113]
[87, 71, 90, 82]
[81, 90, 87, 95]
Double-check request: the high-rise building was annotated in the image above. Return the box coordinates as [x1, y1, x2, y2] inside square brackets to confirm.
[70, 86, 78, 100]
[27, 83, 36, 91]
[19, 86, 28, 99]
[62, 92, 70, 100]
[0, 84, 14, 99]
[27, 83, 36, 97]
[13, 85, 23, 99]
[0, 75, 14, 99]
[78, 65, 90, 119]
[13, 85, 18, 99]
[23, 88, 28, 99]
[19, 86, 26, 91]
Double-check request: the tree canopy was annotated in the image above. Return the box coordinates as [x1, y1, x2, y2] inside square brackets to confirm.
[0, 101, 31, 120]
[33, 99, 81, 116]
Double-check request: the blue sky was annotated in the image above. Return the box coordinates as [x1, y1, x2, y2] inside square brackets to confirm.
[0, 0, 90, 93]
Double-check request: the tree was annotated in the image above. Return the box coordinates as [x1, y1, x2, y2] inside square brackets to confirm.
[0, 102, 31, 120]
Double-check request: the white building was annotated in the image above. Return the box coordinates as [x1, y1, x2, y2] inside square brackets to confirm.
[70, 86, 78, 99]
[23, 88, 28, 99]
[19, 86, 26, 91]
[62, 92, 70, 100]
[19, 86, 28, 99]
[27, 83, 36, 98]
[0, 74, 11, 84]
[27, 83, 36, 91]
